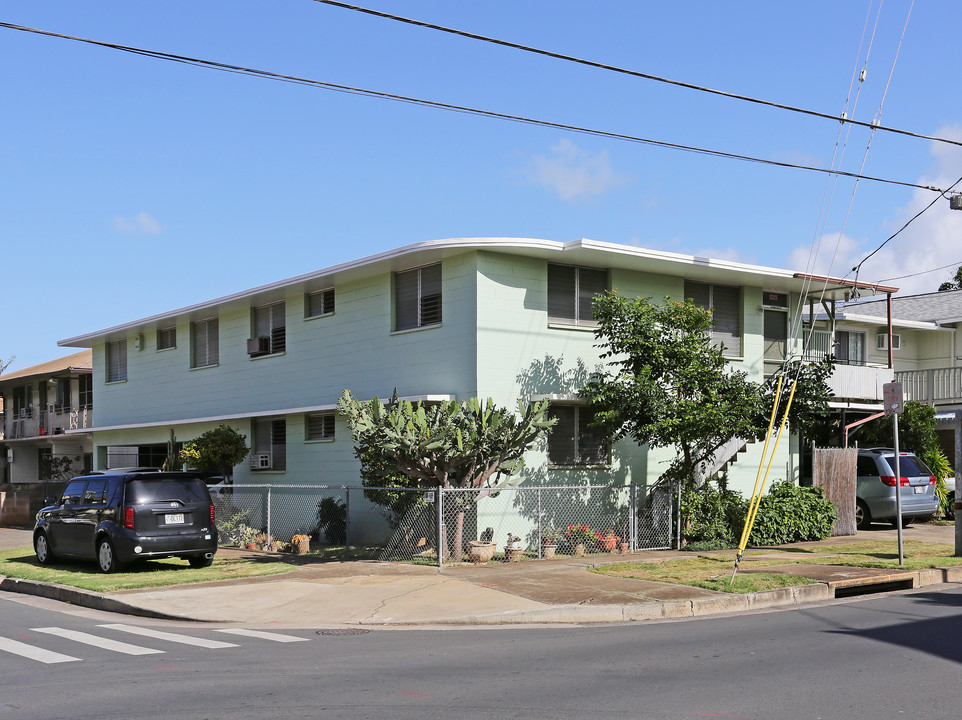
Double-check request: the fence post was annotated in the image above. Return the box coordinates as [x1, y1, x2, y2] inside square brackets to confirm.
[676, 478, 682, 550]
[537, 486, 543, 559]
[266, 486, 272, 545]
[437, 486, 444, 570]
[345, 488, 351, 548]
[630, 484, 636, 550]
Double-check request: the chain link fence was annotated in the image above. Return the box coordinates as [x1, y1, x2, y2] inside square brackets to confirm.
[212, 482, 679, 566]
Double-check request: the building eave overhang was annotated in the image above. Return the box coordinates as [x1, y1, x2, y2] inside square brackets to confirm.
[58, 237, 862, 347]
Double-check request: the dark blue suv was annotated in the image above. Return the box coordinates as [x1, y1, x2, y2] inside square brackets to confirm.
[34, 472, 218, 573]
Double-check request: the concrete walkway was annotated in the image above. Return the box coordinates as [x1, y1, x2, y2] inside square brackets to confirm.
[1, 524, 959, 628]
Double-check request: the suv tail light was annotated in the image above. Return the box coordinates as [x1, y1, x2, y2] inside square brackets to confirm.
[880, 476, 910, 487]
[930, 476, 937, 485]
[209, 505, 215, 523]
[123, 507, 135, 529]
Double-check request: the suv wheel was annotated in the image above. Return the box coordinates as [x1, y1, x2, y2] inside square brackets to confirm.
[97, 538, 119, 573]
[35, 532, 54, 565]
[855, 500, 872, 530]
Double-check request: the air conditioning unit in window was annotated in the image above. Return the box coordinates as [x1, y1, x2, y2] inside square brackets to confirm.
[876, 333, 901, 351]
[247, 336, 271, 355]
[251, 453, 272, 470]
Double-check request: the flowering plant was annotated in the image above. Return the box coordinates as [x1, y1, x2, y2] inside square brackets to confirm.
[291, 534, 310, 545]
[564, 524, 596, 545]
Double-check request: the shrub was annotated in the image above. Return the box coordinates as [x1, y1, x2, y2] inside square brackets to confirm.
[747, 481, 837, 546]
[681, 479, 746, 548]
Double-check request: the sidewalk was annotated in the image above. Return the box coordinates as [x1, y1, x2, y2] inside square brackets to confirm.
[2, 524, 960, 628]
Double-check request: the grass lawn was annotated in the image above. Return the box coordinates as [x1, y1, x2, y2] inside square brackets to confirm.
[0, 547, 292, 593]
[592, 539, 962, 594]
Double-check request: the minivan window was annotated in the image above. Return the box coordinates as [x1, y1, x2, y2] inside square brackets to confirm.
[83, 479, 108, 504]
[857, 457, 879, 476]
[127, 478, 209, 504]
[882, 455, 931, 477]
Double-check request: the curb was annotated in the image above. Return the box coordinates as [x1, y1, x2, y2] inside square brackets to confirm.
[0, 576, 212, 623]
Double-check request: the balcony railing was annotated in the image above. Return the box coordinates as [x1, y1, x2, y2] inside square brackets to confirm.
[896, 367, 962, 407]
[3, 405, 93, 440]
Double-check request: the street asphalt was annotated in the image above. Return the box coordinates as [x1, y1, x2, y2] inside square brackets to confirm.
[1, 523, 960, 629]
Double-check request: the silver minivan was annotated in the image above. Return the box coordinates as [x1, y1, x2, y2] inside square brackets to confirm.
[855, 449, 939, 530]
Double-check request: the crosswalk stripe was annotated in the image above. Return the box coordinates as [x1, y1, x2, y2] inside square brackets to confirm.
[98, 624, 239, 649]
[0, 636, 81, 664]
[31, 627, 164, 656]
[214, 628, 309, 643]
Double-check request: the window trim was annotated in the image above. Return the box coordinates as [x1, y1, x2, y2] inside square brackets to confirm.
[547, 263, 608, 328]
[305, 288, 336, 319]
[156, 325, 177, 351]
[546, 402, 610, 468]
[393, 263, 442, 332]
[305, 412, 336, 442]
[105, 339, 128, 384]
[190, 317, 219, 369]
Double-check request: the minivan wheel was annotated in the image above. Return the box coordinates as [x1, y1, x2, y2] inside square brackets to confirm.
[188, 555, 214, 569]
[97, 538, 119, 573]
[855, 501, 872, 530]
[35, 533, 53, 565]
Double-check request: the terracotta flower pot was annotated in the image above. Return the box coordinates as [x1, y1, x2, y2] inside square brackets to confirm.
[542, 544, 557, 559]
[598, 536, 619, 552]
[573, 543, 586, 556]
[506, 547, 524, 563]
[619, 541, 630, 555]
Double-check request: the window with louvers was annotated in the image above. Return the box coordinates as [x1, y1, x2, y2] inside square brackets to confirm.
[306, 413, 335, 441]
[157, 326, 176, 350]
[395, 263, 442, 331]
[253, 417, 287, 471]
[106, 340, 127, 382]
[684, 280, 742, 357]
[306, 288, 335, 318]
[547, 264, 607, 325]
[253, 301, 286, 354]
[191, 318, 219, 368]
[546, 405, 609, 466]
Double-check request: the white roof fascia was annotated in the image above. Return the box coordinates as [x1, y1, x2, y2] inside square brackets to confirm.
[65, 394, 456, 435]
[57, 237, 815, 348]
[827, 313, 948, 331]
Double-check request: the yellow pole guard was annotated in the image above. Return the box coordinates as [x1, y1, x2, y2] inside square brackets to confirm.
[741, 380, 798, 553]
[737, 377, 783, 552]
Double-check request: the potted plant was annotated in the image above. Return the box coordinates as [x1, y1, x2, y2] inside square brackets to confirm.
[540, 526, 560, 558]
[596, 529, 620, 553]
[238, 524, 258, 550]
[466, 539, 497, 563]
[564, 524, 595, 555]
[505, 533, 524, 562]
[291, 533, 311, 554]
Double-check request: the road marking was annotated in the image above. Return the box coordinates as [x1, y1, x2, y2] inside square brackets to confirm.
[0, 636, 81, 664]
[31, 627, 164, 655]
[214, 629, 308, 643]
[98, 624, 239, 649]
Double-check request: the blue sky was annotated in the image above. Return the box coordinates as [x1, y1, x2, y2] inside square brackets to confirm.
[3, 1, 961, 371]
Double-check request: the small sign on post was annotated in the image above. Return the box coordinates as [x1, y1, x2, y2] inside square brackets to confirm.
[883, 382, 904, 415]
[883, 382, 905, 565]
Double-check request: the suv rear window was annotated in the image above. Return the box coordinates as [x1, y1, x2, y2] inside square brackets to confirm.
[127, 478, 211, 504]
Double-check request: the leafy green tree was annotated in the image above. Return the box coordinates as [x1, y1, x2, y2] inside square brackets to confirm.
[938, 265, 962, 292]
[582, 294, 766, 489]
[179, 424, 250, 483]
[763, 356, 836, 447]
[337, 390, 555, 559]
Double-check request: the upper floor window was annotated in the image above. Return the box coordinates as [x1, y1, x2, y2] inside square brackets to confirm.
[79, 374, 93, 409]
[395, 263, 441, 331]
[546, 404, 609, 467]
[306, 288, 335, 318]
[55, 378, 71, 410]
[306, 412, 335, 441]
[12, 385, 32, 415]
[157, 326, 176, 350]
[835, 330, 866, 366]
[249, 301, 286, 356]
[684, 280, 742, 357]
[106, 340, 127, 383]
[190, 318, 219, 368]
[547, 264, 608, 326]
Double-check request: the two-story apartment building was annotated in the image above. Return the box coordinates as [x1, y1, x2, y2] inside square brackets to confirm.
[0, 350, 94, 489]
[57, 239, 890, 504]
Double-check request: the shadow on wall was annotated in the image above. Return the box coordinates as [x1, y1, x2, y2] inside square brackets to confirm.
[515, 354, 598, 398]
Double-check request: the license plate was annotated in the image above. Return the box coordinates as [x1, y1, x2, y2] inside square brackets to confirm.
[913, 486, 925, 494]
[165, 513, 185, 524]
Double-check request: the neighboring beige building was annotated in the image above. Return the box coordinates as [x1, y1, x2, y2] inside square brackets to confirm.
[0, 350, 94, 490]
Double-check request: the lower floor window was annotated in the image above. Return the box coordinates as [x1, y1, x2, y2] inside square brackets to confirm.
[306, 413, 335, 441]
[252, 417, 287, 471]
[547, 405, 609, 466]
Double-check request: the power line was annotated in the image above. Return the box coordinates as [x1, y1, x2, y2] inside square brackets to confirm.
[315, 0, 962, 151]
[880, 259, 962, 283]
[0, 21, 949, 195]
